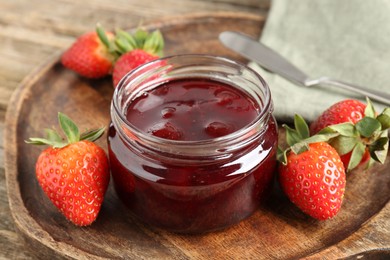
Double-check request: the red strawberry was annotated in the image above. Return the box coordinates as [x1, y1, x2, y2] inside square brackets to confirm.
[310, 99, 366, 134]
[111, 28, 164, 87]
[278, 115, 346, 220]
[338, 150, 370, 169]
[26, 113, 110, 226]
[279, 142, 346, 220]
[310, 98, 390, 171]
[61, 28, 116, 78]
[61, 26, 165, 86]
[310, 99, 369, 168]
[112, 50, 158, 87]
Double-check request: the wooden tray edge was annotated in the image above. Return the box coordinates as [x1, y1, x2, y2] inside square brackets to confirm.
[4, 52, 105, 259]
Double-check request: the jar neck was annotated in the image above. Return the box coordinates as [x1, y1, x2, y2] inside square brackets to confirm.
[111, 54, 273, 160]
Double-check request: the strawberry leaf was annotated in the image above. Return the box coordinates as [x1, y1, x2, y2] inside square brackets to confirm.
[96, 25, 111, 49]
[153, 30, 165, 55]
[347, 142, 366, 171]
[283, 124, 301, 147]
[25, 137, 48, 145]
[58, 112, 80, 144]
[143, 30, 164, 56]
[369, 136, 389, 164]
[44, 128, 63, 143]
[25, 127, 67, 148]
[27, 113, 105, 148]
[115, 38, 133, 53]
[364, 97, 376, 118]
[294, 114, 309, 139]
[326, 122, 358, 137]
[95, 25, 121, 59]
[377, 107, 390, 130]
[80, 127, 105, 142]
[366, 157, 376, 170]
[329, 135, 358, 155]
[291, 141, 309, 155]
[277, 147, 289, 165]
[290, 132, 339, 155]
[25, 137, 68, 148]
[355, 117, 381, 137]
[303, 132, 339, 144]
[134, 29, 148, 47]
[117, 29, 138, 48]
[115, 29, 138, 53]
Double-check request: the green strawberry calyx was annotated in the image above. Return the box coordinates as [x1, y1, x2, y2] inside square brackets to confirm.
[96, 24, 164, 61]
[278, 99, 390, 172]
[26, 112, 105, 148]
[277, 114, 339, 165]
[114, 27, 164, 56]
[318, 98, 389, 171]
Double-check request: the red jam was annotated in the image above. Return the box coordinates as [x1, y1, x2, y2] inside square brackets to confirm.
[108, 55, 278, 233]
[125, 78, 260, 141]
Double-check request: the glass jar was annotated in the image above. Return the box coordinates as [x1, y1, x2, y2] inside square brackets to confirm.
[108, 54, 278, 234]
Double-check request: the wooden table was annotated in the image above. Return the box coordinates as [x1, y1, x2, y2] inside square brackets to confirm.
[1, 1, 389, 259]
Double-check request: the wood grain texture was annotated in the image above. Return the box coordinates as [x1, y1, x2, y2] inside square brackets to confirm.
[4, 12, 390, 259]
[0, 0, 269, 111]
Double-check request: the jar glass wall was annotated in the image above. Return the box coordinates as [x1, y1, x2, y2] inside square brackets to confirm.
[108, 54, 278, 234]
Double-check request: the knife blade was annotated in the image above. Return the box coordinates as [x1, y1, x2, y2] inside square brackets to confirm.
[219, 31, 390, 106]
[219, 31, 309, 86]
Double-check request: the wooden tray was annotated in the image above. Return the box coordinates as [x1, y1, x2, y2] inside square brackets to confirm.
[4, 12, 390, 259]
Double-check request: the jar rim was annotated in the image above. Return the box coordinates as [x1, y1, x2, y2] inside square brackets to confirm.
[111, 54, 273, 150]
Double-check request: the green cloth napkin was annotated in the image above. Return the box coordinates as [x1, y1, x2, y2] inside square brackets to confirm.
[249, 0, 390, 122]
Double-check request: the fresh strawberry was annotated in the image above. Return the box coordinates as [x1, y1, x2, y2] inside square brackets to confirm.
[278, 115, 346, 220]
[310, 99, 369, 168]
[310, 99, 366, 134]
[61, 27, 116, 78]
[26, 113, 110, 226]
[112, 50, 158, 87]
[279, 142, 346, 220]
[61, 26, 165, 86]
[310, 98, 390, 171]
[338, 149, 370, 169]
[112, 28, 164, 87]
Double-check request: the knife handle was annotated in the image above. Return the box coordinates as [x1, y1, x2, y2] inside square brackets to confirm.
[305, 77, 390, 106]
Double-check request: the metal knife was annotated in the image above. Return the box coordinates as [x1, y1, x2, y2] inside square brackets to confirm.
[219, 31, 390, 106]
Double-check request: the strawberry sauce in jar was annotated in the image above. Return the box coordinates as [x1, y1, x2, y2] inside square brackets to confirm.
[108, 55, 278, 233]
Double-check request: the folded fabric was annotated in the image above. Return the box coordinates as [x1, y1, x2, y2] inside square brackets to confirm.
[249, 0, 390, 122]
